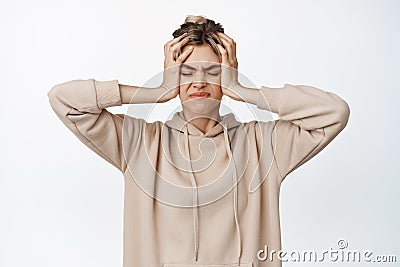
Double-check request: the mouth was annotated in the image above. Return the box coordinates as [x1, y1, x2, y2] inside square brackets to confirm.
[189, 92, 210, 99]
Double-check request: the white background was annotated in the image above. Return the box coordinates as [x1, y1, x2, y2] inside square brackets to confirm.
[1, 0, 399, 266]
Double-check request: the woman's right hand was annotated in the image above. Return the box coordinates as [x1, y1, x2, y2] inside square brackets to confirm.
[157, 33, 194, 103]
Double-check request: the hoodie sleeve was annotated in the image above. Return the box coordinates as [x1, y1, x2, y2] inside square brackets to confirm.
[256, 83, 350, 183]
[47, 78, 139, 173]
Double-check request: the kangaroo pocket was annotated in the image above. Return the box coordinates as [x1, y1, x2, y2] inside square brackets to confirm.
[162, 263, 254, 267]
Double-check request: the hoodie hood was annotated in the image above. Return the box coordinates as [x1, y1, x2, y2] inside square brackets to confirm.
[165, 110, 243, 265]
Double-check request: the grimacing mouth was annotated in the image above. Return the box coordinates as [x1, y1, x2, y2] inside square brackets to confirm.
[189, 91, 210, 98]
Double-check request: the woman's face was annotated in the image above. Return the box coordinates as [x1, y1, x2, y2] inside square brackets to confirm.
[179, 44, 222, 115]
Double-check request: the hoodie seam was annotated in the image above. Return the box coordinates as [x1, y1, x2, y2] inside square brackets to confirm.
[271, 120, 286, 183]
[92, 79, 100, 110]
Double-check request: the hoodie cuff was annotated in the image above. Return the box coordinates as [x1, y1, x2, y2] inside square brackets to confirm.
[93, 79, 122, 109]
[256, 85, 286, 114]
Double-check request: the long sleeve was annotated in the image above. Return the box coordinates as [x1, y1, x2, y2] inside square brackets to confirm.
[256, 83, 350, 183]
[47, 78, 140, 173]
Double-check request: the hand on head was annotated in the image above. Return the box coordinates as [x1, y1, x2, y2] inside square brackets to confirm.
[159, 33, 194, 103]
[216, 32, 242, 101]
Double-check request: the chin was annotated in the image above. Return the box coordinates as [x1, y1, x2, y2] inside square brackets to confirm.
[182, 98, 221, 116]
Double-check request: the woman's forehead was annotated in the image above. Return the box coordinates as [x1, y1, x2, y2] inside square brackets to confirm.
[183, 44, 220, 64]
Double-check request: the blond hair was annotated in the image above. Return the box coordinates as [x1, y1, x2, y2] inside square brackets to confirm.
[184, 15, 208, 24]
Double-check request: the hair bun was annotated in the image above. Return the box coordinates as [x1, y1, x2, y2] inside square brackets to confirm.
[184, 15, 208, 24]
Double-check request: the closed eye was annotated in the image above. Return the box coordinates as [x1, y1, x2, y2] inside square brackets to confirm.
[181, 72, 220, 76]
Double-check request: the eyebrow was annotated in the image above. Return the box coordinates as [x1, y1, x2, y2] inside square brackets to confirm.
[180, 64, 221, 71]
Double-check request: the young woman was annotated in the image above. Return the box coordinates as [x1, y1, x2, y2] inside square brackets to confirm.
[48, 15, 350, 267]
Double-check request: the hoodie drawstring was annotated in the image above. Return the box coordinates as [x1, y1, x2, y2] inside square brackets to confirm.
[222, 122, 242, 265]
[183, 122, 242, 265]
[184, 126, 200, 261]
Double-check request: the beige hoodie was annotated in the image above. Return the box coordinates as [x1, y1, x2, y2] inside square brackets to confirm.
[47, 79, 350, 267]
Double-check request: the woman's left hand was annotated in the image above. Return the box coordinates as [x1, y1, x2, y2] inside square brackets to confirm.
[216, 32, 244, 101]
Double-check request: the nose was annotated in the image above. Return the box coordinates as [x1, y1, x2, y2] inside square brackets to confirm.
[192, 72, 207, 88]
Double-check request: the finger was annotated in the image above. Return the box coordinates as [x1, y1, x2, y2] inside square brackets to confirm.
[164, 33, 188, 58]
[216, 44, 229, 65]
[165, 32, 188, 50]
[218, 34, 238, 69]
[171, 35, 191, 52]
[172, 39, 192, 61]
[170, 36, 192, 61]
[221, 35, 237, 63]
[217, 36, 236, 66]
[218, 32, 236, 46]
[218, 32, 236, 59]
[176, 46, 194, 63]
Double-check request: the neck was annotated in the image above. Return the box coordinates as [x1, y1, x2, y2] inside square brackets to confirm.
[182, 107, 221, 134]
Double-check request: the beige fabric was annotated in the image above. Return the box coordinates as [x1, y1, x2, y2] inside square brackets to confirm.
[47, 79, 350, 267]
